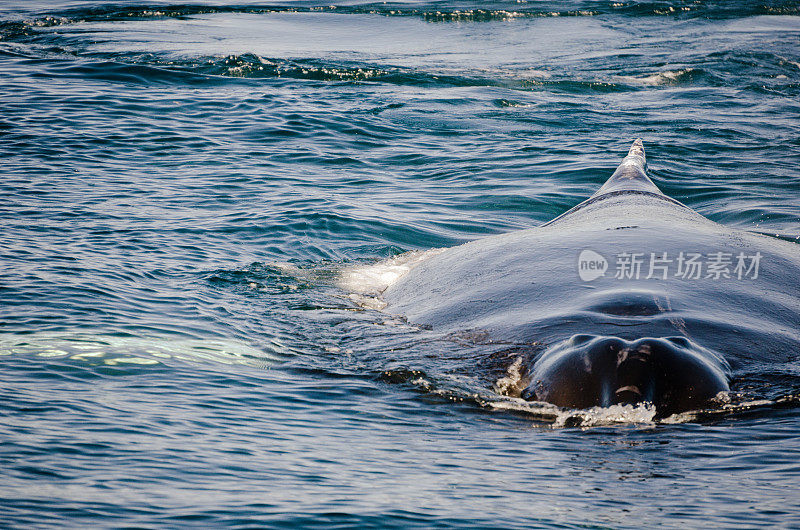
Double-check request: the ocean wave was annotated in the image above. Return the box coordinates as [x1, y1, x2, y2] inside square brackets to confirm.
[615, 67, 705, 86]
[11, 48, 651, 93]
[193, 53, 392, 81]
[177, 55, 642, 92]
[3, 1, 799, 39]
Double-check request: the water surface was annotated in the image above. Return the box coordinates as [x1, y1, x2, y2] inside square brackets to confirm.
[1, 1, 800, 527]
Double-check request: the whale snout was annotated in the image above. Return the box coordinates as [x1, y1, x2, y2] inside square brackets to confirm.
[522, 335, 730, 418]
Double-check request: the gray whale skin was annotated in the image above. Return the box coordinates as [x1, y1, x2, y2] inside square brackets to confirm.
[382, 140, 800, 418]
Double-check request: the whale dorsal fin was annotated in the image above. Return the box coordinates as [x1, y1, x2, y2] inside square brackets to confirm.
[540, 139, 690, 227]
[592, 139, 663, 197]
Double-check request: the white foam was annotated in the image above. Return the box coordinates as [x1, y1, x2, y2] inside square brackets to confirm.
[337, 248, 446, 296]
[616, 68, 695, 86]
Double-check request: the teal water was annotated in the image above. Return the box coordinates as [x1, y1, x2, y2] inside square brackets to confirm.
[1, 1, 800, 527]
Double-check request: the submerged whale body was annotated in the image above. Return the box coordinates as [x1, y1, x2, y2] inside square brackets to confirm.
[381, 140, 800, 418]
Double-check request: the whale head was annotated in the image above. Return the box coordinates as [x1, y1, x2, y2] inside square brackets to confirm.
[521, 335, 730, 418]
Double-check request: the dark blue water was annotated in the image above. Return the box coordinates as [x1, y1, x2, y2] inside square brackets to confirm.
[2, 1, 800, 527]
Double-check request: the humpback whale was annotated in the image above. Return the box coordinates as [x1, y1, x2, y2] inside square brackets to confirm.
[380, 140, 800, 418]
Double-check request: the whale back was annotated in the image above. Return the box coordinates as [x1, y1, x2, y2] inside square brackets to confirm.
[381, 141, 800, 369]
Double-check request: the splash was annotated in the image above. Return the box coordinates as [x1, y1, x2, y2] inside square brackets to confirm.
[493, 356, 528, 396]
[552, 403, 657, 427]
[488, 398, 657, 427]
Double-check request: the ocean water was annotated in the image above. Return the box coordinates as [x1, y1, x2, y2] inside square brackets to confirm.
[1, 0, 800, 527]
